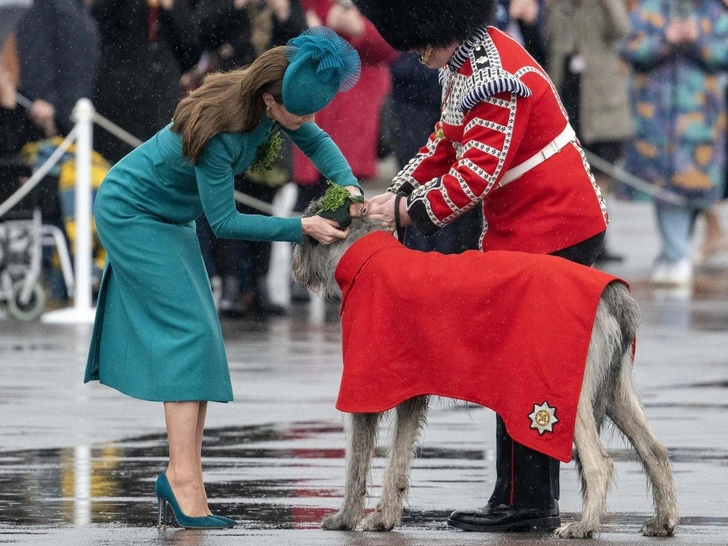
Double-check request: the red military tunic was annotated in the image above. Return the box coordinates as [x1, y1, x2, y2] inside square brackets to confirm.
[334, 232, 625, 463]
[394, 27, 608, 254]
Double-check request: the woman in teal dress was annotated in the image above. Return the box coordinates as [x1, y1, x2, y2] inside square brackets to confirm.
[83, 27, 362, 528]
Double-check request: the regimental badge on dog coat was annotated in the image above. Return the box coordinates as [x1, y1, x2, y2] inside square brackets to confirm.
[529, 401, 559, 435]
[334, 232, 628, 463]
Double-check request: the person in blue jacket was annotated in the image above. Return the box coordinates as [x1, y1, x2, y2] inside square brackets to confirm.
[84, 27, 362, 529]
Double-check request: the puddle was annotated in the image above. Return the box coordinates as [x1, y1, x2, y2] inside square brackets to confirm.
[0, 421, 487, 528]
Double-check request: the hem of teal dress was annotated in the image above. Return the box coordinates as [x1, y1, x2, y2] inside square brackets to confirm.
[86, 378, 233, 403]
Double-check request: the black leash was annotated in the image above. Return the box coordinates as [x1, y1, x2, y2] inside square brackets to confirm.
[393, 192, 407, 242]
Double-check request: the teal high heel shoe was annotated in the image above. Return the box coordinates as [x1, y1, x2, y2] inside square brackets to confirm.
[155, 473, 230, 529]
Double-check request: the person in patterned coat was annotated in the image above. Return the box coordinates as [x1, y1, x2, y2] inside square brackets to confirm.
[355, 0, 609, 533]
[621, 0, 728, 287]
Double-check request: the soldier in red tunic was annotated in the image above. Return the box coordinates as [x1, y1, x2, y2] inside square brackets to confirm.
[355, 0, 609, 533]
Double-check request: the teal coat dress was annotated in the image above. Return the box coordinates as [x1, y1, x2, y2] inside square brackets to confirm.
[84, 117, 359, 402]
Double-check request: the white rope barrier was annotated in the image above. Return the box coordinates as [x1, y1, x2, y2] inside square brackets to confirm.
[92, 112, 143, 148]
[14, 91, 33, 110]
[585, 151, 688, 206]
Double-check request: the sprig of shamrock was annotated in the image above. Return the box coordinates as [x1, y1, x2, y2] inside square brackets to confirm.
[250, 132, 283, 173]
[320, 180, 364, 212]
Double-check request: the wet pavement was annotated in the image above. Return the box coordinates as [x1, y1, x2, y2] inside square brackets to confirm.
[1, 200, 728, 545]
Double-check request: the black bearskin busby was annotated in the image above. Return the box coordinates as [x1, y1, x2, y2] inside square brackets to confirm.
[352, 0, 496, 51]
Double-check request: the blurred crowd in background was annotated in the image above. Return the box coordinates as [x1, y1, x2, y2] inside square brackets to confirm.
[1, 0, 728, 318]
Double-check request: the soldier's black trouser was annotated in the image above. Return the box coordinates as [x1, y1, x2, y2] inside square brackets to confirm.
[489, 230, 606, 509]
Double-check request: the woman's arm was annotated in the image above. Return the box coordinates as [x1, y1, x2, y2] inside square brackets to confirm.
[195, 134, 303, 242]
[195, 133, 350, 243]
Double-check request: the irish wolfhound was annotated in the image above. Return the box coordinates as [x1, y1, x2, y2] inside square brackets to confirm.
[292, 207, 678, 539]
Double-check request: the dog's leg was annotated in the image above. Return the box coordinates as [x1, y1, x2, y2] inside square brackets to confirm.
[554, 401, 614, 539]
[322, 413, 380, 530]
[362, 396, 429, 532]
[607, 358, 679, 537]
[555, 319, 615, 539]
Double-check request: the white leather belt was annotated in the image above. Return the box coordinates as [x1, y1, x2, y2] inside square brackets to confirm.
[499, 124, 576, 187]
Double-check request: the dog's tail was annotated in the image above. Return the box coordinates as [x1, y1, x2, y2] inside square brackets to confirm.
[602, 281, 640, 357]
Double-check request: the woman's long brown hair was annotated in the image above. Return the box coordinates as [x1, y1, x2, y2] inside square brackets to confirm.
[171, 47, 288, 164]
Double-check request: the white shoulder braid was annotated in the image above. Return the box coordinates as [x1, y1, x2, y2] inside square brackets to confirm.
[458, 32, 531, 112]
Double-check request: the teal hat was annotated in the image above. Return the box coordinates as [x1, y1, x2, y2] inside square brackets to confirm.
[282, 27, 361, 116]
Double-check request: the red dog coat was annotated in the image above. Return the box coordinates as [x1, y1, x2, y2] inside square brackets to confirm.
[334, 232, 626, 463]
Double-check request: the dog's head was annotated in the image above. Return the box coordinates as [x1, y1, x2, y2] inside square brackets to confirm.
[292, 198, 385, 300]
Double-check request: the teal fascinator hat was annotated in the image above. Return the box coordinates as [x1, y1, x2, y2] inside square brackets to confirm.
[282, 27, 361, 116]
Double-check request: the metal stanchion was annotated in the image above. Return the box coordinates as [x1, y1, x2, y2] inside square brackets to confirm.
[42, 98, 96, 324]
[269, 183, 298, 308]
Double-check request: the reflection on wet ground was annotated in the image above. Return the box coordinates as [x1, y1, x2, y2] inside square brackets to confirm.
[1, 419, 727, 533]
[0, 421, 464, 529]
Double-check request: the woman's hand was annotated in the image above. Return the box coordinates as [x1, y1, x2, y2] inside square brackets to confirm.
[302, 216, 349, 245]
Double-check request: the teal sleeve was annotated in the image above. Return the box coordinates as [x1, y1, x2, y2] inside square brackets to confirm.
[194, 135, 302, 243]
[284, 122, 362, 192]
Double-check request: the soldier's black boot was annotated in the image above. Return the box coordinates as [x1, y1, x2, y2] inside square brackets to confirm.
[447, 499, 560, 532]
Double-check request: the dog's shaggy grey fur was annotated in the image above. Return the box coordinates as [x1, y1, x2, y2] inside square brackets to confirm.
[292, 204, 678, 538]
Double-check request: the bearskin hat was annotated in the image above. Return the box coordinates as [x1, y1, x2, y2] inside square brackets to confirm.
[352, 0, 496, 51]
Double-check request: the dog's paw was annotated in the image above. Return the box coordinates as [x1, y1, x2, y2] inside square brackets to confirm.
[321, 511, 359, 531]
[554, 522, 599, 539]
[641, 516, 678, 537]
[361, 509, 397, 532]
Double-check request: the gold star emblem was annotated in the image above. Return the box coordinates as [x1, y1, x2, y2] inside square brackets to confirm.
[529, 401, 559, 435]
